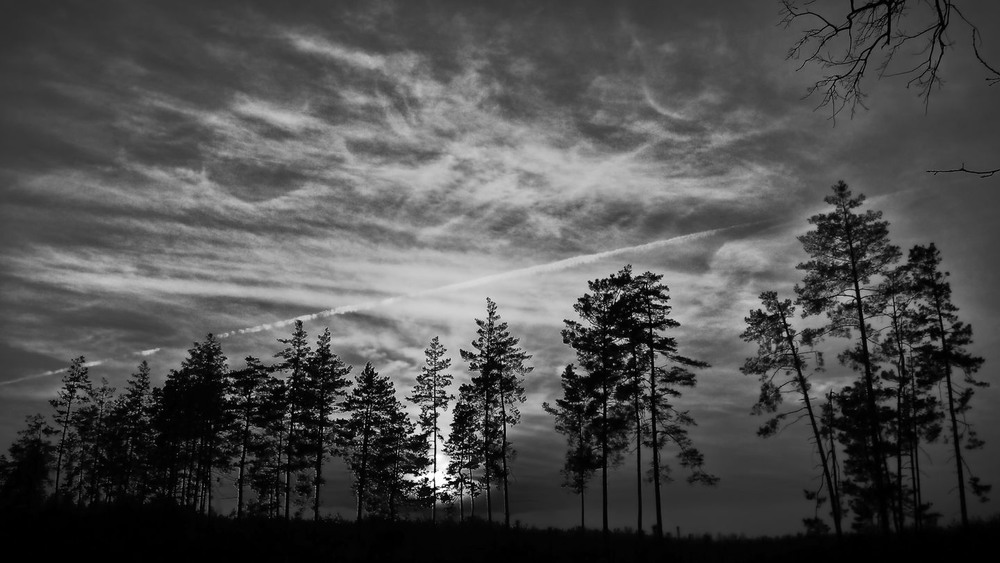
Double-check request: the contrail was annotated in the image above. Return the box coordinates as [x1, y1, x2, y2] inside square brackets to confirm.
[216, 219, 770, 338]
[1, 220, 767, 387]
[0, 349, 161, 387]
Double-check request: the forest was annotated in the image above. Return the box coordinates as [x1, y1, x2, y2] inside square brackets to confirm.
[0, 182, 995, 561]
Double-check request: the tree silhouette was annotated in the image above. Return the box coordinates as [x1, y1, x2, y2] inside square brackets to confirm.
[408, 336, 453, 523]
[108, 360, 156, 503]
[302, 328, 352, 522]
[274, 320, 312, 521]
[741, 291, 842, 538]
[563, 272, 631, 537]
[229, 356, 272, 519]
[909, 243, 989, 527]
[796, 181, 900, 534]
[460, 297, 532, 528]
[543, 364, 600, 530]
[344, 362, 393, 522]
[444, 391, 482, 522]
[0, 414, 55, 512]
[628, 269, 715, 537]
[50, 356, 91, 504]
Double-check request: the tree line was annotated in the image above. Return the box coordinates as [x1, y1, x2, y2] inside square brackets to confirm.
[0, 181, 990, 539]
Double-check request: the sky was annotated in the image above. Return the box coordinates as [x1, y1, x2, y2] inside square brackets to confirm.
[1, 0, 999, 538]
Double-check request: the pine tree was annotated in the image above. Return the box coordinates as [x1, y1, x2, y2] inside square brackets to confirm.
[303, 328, 352, 521]
[230, 356, 272, 519]
[250, 374, 289, 518]
[408, 336, 453, 523]
[274, 320, 311, 521]
[50, 356, 92, 503]
[0, 414, 55, 512]
[909, 243, 989, 528]
[461, 297, 531, 528]
[444, 391, 482, 522]
[563, 275, 631, 536]
[76, 377, 116, 504]
[344, 362, 394, 522]
[628, 269, 714, 536]
[795, 180, 901, 534]
[741, 291, 842, 537]
[112, 360, 156, 502]
[370, 396, 429, 519]
[543, 364, 600, 530]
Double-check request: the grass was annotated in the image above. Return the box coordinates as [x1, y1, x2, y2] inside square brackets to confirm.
[4, 503, 996, 562]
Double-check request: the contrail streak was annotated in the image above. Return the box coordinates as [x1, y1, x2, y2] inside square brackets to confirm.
[1, 220, 767, 387]
[216, 219, 769, 338]
[0, 349, 161, 387]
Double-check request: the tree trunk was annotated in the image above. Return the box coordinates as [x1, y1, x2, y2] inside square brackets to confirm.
[53, 397, 74, 501]
[844, 218, 891, 535]
[634, 383, 642, 534]
[935, 295, 968, 528]
[601, 375, 609, 537]
[778, 306, 842, 538]
[500, 387, 511, 529]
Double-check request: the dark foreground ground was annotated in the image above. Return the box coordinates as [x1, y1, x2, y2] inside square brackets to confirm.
[4, 503, 997, 563]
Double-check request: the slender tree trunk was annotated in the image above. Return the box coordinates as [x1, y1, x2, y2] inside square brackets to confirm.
[314, 401, 327, 523]
[778, 307, 842, 538]
[484, 381, 493, 524]
[844, 223, 891, 535]
[432, 378, 438, 524]
[634, 384, 642, 534]
[468, 466, 475, 519]
[601, 375, 609, 537]
[909, 372, 923, 529]
[458, 467, 465, 522]
[356, 409, 371, 523]
[895, 373, 905, 530]
[934, 296, 968, 528]
[285, 416, 294, 521]
[54, 398, 73, 502]
[500, 387, 511, 529]
[650, 357, 663, 537]
[237, 414, 250, 519]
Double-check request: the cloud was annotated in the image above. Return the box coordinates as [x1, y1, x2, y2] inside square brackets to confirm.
[286, 32, 387, 71]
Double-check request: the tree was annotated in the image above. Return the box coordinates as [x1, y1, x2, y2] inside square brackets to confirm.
[795, 180, 900, 534]
[273, 320, 312, 521]
[909, 243, 989, 527]
[183, 334, 231, 514]
[460, 297, 532, 529]
[50, 356, 92, 503]
[229, 356, 272, 519]
[741, 291, 843, 538]
[543, 364, 600, 530]
[76, 376, 116, 504]
[369, 396, 429, 519]
[302, 327, 352, 522]
[408, 336, 454, 523]
[563, 274, 631, 536]
[109, 360, 156, 502]
[444, 391, 482, 522]
[779, 0, 1000, 176]
[628, 269, 715, 537]
[0, 414, 55, 512]
[248, 373, 289, 518]
[344, 362, 393, 522]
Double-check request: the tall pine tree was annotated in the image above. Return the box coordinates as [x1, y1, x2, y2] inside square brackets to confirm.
[795, 181, 900, 534]
[408, 336, 453, 523]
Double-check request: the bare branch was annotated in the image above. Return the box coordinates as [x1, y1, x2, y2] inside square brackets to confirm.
[927, 164, 1000, 178]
